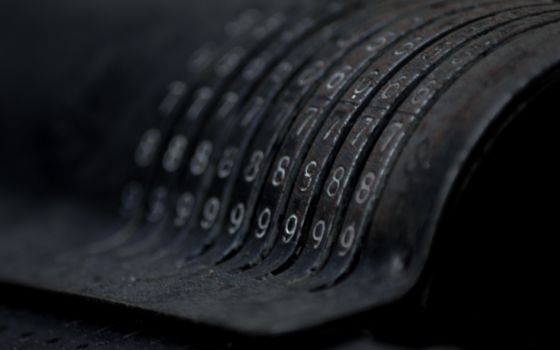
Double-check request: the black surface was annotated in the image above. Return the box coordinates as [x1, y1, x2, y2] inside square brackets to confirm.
[0, 0, 558, 347]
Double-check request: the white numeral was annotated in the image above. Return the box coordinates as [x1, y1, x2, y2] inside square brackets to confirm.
[135, 129, 161, 167]
[228, 203, 245, 235]
[297, 107, 319, 136]
[163, 135, 188, 172]
[217, 147, 238, 179]
[272, 156, 290, 187]
[325, 65, 352, 90]
[338, 225, 356, 257]
[283, 214, 298, 243]
[255, 208, 271, 239]
[190, 141, 213, 175]
[299, 160, 317, 192]
[355, 172, 376, 204]
[244, 150, 264, 183]
[201, 197, 220, 230]
[312, 220, 326, 249]
[174, 192, 194, 227]
[326, 166, 345, 198]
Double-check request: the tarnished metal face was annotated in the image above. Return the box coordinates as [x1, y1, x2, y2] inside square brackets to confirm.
[0, 0, 559, 343]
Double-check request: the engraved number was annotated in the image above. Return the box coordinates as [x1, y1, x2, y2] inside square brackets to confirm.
[299, 160, 317, 192]
[190, 141, 213, 175]
[355, 172, 376, 204]
[228, 203, 245, 234]
[255, 208, 271, 239]
[338, 225, 356, 257]
[217, 147, 238, 179]
[283, 214, 298, 243]
[272, 156, 290, 186]
[163, 135, 188, 172]
[244, 150, 264, 182]
[326, 166, 345, 198]
[201, 197, 220, 229]
[312, 220, 326, 249]
[174, 192, 194, 227]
